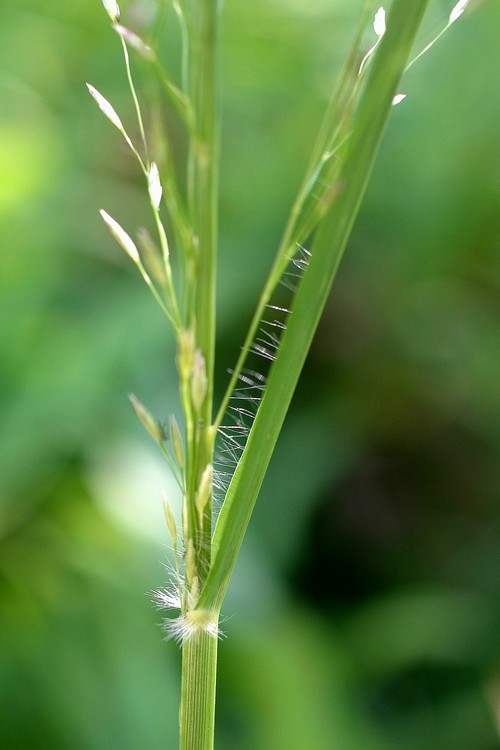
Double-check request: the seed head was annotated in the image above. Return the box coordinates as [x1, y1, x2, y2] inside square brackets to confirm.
[137, 227, 167, 286]
[392, 93, 407, 106]
[87, 83, 124, 131]
[449, 0, 470, 25]
[102, 0, 120, 22]
[191, 349, 208, 412]
[373, 7, 386, 38]
[170, 415, 185, 470]
[148, 162, 163, 211]
[177, 329, 195, 380]
[128, 393, 165, 443]
[100, 209, 140, 262]
[162, 494, 178, 549]
[185, 539, 197, 587]
[196, 464, 213, 526]
[359, 6, 386, 76]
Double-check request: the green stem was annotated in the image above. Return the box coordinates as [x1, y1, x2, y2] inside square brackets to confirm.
[186, 0, 219, 563]
[188, 0, 219, 401]
[120, 36, 149, 161]
[179, 632, 218, 750]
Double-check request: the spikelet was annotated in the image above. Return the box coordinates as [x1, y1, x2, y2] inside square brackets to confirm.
[87, 84, 124, 132]
[449, 0, 470, 25]
[162, 494, 178, 550]
[102, 0, 120, 23]
[148, 162, 163, 210]
[129, 393, 165, 443]
[191, 350, 208, 412]
[170, 415, 185, 471]
[196, 465, 213, 526]
[100, 210, 140, 263]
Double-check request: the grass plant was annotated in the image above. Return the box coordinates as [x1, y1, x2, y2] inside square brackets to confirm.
[89, 0, 472, 746]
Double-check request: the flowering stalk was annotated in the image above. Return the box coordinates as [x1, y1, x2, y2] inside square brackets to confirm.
[177, 1, 221, 745]
[88, 0, 475, 746]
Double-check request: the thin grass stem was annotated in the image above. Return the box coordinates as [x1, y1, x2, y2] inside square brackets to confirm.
[120, 35, 149, 161]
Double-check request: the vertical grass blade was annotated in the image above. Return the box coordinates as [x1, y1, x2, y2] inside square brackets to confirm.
[199, 0, 430, 614]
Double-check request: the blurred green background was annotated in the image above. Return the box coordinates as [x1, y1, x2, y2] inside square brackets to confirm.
[1, 1, 499, 748]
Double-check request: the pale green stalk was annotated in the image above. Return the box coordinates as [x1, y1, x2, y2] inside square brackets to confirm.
[180, 630, 218, 750]
[187, 0, 219, 415]
[179, 1, 220, 747]
[119, 34, 149, 160]
[181, 0, 219, 571]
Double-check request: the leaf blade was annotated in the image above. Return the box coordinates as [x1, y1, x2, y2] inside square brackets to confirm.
[199, 0, 430, 614]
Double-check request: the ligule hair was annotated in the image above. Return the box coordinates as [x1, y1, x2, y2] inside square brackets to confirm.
[213, 241, 311, 516]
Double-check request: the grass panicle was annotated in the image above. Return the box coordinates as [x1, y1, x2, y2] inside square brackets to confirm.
[89, 0, 474, 746]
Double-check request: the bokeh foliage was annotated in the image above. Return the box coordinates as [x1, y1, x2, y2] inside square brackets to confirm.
[0, 1, 499, 748]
